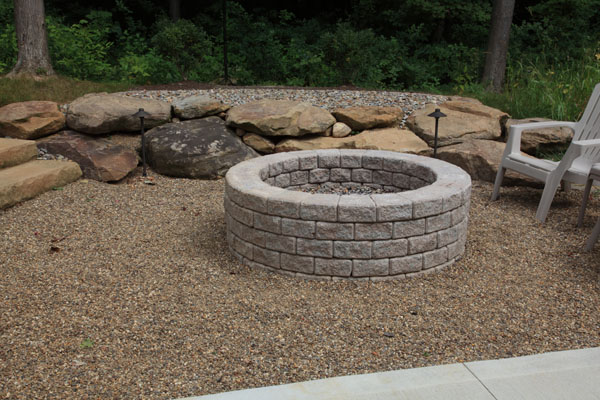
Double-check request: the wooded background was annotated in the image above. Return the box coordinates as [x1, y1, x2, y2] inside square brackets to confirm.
[0, 0, 599, 94]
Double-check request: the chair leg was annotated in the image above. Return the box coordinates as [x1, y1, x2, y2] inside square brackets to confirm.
[562, 181, 572, 192]
[535, 176, 562, 223]
[491, 166, 506, 201]
[577, 178, 594, 228]
[585, 217, 600, 251]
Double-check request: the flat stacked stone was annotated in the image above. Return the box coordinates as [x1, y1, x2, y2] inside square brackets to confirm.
[224, 149, 471, 281]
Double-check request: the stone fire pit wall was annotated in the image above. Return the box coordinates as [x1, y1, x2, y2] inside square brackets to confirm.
[224, 150, 471, 281]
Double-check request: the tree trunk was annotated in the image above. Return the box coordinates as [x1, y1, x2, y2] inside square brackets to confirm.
[8, 0, 54, 77]
[481, 0, 515, 92]
[169, 0, 181, 22]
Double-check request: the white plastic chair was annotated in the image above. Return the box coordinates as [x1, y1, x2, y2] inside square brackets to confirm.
[491, 83, 600, 223]
[576, 164, 600, 251]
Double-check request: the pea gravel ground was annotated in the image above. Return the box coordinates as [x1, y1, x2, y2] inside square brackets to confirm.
[1, 170, 599, 399]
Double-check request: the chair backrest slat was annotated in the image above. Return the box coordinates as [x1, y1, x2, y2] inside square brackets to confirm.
[575, 83, 600, 142]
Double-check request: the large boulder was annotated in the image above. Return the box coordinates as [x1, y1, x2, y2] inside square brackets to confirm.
[436, 139, 541, 187]
[226, 99, 335, 137]
[276, 128, 430, 154]
[332, 106, 403, 131]
[505, 118, 573, 154]
[66, 93, 171, 134]
[37, 131, 138, 182]
[172, 95, 230, 120]
[242, 133, 275, 154]
[146, 118, 258, 179]
[0, 101, 65, 139]
[406, 101, 509, 147]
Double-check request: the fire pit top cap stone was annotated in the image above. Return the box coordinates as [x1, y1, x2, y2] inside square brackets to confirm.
[226, 150, 471, 222]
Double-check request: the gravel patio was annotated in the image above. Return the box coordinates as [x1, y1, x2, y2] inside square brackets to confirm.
[1, 170, 599, 399]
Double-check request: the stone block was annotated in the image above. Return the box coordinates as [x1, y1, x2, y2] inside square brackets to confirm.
[264, 231, 296, 253]
[393, 219, 426, 238]
[330, 168, 352, 182]
[309, 168, 330, 183]
[274, 173, 291, 188]
[334, 241, 371, 259]
[408, 233, 438, 254]
[372, 170, 392, 185]
[315, 258, 352, 276]
[392, 173, 411, 189]
[340, 151, 363, 168]
[297, 238, 333, 257]
[298, 152, 318, 170]
[354, 222, 393, 240]
[372, 239, 408, 258]
[281, 218, 316, 238]
[390, 254, 423, 274]
[410, 190, 443, 218]
[300, 194, 338, 222]
[282, 156, 299, 172]
[409, 177, 428, 189]
[290, 170, 309, 185]
[225, 197, 254, 226]
[267, 190, 304, 218]
[362, 154, 383, 170]
[437, 225, 459, 247]
[338, 195, 376, 222]
[383, 157, 406, 172]
[352, 259, 389, 277]
[447, 239, 465, 259]
[252, 246, 280, 268]
[318, 149, 340, 168]
[404, 161, 436, 182]
[352, 168, 372, 183]
[372, 194, 412, 222]
[451, 204, 468, 224]
[281, 253, 314, 274]
[269, 160, 284, 177]
[254, 213, 281, 234]
[426, 212, 452, 233]
[315, 222, 353, 240]
[423, 247, 448, 269]
[232, 235, 253, 259]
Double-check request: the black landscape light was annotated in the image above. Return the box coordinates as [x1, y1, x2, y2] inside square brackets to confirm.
[427, 108, 447, 158]
[133, 108, 150, 177]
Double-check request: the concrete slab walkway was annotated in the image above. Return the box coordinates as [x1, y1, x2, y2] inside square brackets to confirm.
[182, 347, 600, 400]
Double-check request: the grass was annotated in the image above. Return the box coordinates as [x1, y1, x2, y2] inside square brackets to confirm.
[456, 49, 600, 121]
[0, 75, 131, 106]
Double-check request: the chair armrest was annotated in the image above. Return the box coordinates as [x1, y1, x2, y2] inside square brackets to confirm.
[506, 121, 577, 153]
[572, 138, 600, 148]
[510, 121, 577, 131]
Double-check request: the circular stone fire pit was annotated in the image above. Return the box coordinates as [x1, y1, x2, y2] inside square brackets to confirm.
[224, 150, 471, 281]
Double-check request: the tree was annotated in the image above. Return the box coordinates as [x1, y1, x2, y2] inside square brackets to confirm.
[169, 0, 181, 22]
[8, 0, 54, 77]
[481, 0, 515, 92]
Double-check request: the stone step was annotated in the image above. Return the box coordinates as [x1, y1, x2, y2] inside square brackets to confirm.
[0, 159, 82, 209]
[0, 138, 38, 169]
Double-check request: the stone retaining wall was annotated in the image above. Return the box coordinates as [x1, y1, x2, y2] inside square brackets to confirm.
[224, 150, 471, 280]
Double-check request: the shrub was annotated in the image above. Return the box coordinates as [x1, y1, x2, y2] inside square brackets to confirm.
[47, 12, 115, 80]
[151, 18, 213, 80]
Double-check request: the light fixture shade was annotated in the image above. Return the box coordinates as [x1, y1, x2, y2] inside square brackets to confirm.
[427, 108, 447, 119]
[133, 108, 150, 119]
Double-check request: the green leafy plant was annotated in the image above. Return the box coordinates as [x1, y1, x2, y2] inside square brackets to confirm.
[151, 18, 213, 80]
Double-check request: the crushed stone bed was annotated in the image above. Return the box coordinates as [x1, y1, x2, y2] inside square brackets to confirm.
[1, 170, 599, 399]
[119, 87, 448, 127]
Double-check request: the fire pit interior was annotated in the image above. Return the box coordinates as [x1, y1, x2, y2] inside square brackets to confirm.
[225, 149, 471, 281]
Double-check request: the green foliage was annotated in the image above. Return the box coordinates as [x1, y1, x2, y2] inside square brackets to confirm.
[455, 47, 600, 121]
[150, 18, 213, 80]
[47, 12, 114, 80]
[0, 23, 16, 73]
